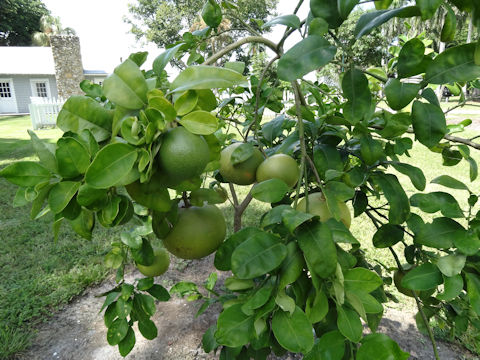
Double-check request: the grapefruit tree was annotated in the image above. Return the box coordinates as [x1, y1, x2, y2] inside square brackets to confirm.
[1, 0, 480, 359]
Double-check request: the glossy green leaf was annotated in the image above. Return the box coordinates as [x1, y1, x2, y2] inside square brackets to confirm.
[384, 79, 421, 110]
[342, 68, 371, 123]
[56, 137, 90, 178]
[263, 15, 301, 29]
[231, 231, 287, 279]
[416, 0, 441, 19]
[0, 161, 51, 187]
[355, 291, 383, 314]
[297, 222, 337, 279]
[118, 327, 136, 357]
[373, 223, 404, 248]
[278, 36, 337, 82]
[310, 0, 343, 27]
[415, 217, 463, 249]
[279, 241, 305, 289]
[323, 181, 354, 223]
[441, 5, 457, 42]
[401, 262, 443, 290]
[131, 238, 154, 266]
[77, 184, 108, 210]
[224, 61, 245, 74]
[281, 208, 315, 234]
[373, 173, 410, 225]
[338, 0, 360, 19]
[103, 59, 148, 109]
[304, 330, 345, 360]
[275, 289, 296, 315]
[28, 130, 57, 173]
[272, 307, 314, 353]
[431, 175, 469, 191]
[138, 319, 158, 340]
[437, 274, 463, 301]
[215, 304, 254, 347]
[107, 318, 129, 345]
[308, 17, 329, 36]
[466, 273, 480, 316]
[336, 305, 362, 342]
[344, 268, 383, 293]
[146, 284, 170, 302]
[355, 6, 420, 39]
[411, 101, 447, 148]
[170, 66, 248, 92]
[149, 96, 176, 122]
[326, 219, 359, 245]
[305, 289, 328, 324]
[397, 38, 425, 78]
[410, 192, 464, 218]
[57, 96, 113, 142]
[68, 208, 94, 240]
[179, 110, 218, 135]
[174, 90, 198, 116]
[153, 43, 184, 75]
[360, 136, 383, 165]
[454, 231, 480, 256]
[357, 333, 409, 360]
[134, 293, 156, 317]
[437, 254, 466, 277]
[48, 181, 80, 214]
[425, 44, 480, 84]
[241, 281, 274, 315]
[391, 162, 425, 191]
[313, 144, 343, 178]
[251, 179, 290, 203]
[85, 143, 138, 189]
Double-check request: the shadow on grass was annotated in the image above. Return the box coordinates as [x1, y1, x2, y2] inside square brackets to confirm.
[0, 138, 36, 162]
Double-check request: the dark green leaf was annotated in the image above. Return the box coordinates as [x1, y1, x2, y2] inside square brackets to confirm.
[326, 219, 359, 245]
[384, 79, 421, 110]
[342, 68, 371, 123]
[336, 305, 362, 342]
[147, 284, 170, 301]
[425, 44, 480, 84]
[139, 319, 158, 340]
[55, 137, 90, 178]
[338, 0, 360, 19]
[68, 208, 94, 240]
[118, 327, 136, 357]
[344, 268, 383, 293]
[202, 325, 218, 353]
[281, 208, 315, 233]
[401, 263, 443, 290]
[357, 333, 409, 360]
[251, 179, 290, 203]
[28, 130, 57, 172]
[466, 273, 480, 316]
[57, 96, 113, 142]
[170, 66, 248, 93]
[454, 231, 480, 256]
[372, 224, 404, 248]
[0, 161, 51, 187]
[355, 6, 420, 39]
[410, 192, 464, 218]
[272, 307, 314, 353]
[308, 17, 329, 36]
[431, 175, 469, 191]
[411, 101, 447, 148]
[441, 5, 457, 42]
[231, 231, 287, 279]
[153, 43, 184, 75]
[391, 162, 426, 191]
[373, 173, 410, 224]
[397, 38, 426, 78]
[313, 144, 343, 178]
[278, 36, 337, 82]
[263, 15, 301, 29]
[115, 298, 132, 319]
[215, 304, 254, 347]
[85, 143, 138, 189]
[360, 136, 383, 165]
[104, 303, 117, 328]
[107, 318, 129, 345]
[415, 217, 462, 249]
[279, 241, 305, 289]
[304, 330, 345, 360]
[202, 0, 222, 27]
[215, 227, 263, 271]
[437, 254, 466, 277]
[437, 274, 463, 301]
[137, 277, 154, 291]
[131, 238, 155, 266]
[296, 222, 337, 278]
[310, 0, 343, 28]
[416, 0, 442, 19]
[305, 289, 329, 323]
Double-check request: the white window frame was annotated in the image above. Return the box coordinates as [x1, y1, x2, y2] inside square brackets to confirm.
[30, 78, 51, 98]
[0, 78, 18, 113]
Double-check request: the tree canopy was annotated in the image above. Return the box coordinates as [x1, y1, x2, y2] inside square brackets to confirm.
[0, 0, 50, 46]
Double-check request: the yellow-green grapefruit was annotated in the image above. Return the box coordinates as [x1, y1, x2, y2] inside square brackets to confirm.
[136, 248, 170, 277]
[162, 204, 226, 259]
[219, 143, 264, 185]
[256, 154, 299, 188]
[158, 127, 210, 184]
[296, 192, 351, 228]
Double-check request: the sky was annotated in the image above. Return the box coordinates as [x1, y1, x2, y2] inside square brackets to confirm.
[40, 0, 363, 73]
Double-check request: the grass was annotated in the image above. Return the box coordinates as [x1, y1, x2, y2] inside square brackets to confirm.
[1, 112, 480, 358]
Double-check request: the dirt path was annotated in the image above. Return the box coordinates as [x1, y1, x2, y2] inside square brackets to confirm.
[17, 256, 476, 360]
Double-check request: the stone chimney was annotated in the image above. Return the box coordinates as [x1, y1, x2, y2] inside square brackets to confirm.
[50, 35, 85, 98]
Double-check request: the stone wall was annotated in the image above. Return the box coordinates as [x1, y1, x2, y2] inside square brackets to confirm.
[50, 35, 84, 99]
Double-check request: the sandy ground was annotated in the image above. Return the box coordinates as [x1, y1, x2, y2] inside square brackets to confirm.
[14, 254, 477, 360]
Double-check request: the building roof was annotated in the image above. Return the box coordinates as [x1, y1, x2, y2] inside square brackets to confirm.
[0, 46, 108, 76]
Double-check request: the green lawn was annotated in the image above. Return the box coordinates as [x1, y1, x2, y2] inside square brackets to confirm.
[0, 114, 479, 358]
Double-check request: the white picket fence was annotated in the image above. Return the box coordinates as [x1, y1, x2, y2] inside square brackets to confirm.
[29, 97, 65, 129]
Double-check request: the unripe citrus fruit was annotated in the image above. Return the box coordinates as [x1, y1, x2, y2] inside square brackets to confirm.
[125, 173, 171, 212]
[161, 204, 226, 259]
[136, 248, 170, 277]
[256, 154, 299, 188]
[219, 143, 264, 185]
[157, 127, 210, 184]
[296, 192, 351, 228]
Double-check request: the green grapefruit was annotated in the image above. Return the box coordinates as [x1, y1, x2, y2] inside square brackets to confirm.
[161, 204, 226, 259]
[136, 248, 170, 277]
[296, 192, 351, 228]
[157, 127, 210, 184]
[256, 154, 299, 188]
[219, 143, 264, 185]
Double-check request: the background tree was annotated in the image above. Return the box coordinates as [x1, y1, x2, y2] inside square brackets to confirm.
[0, 0, 49, 46]
[125, 0, 278, 49]
[32, 15, 77, 46]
